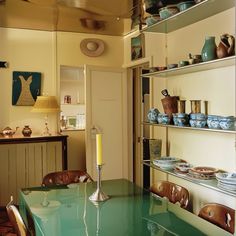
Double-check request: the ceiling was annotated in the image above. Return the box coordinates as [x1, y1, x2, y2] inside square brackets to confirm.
[0, 0, 140, 36]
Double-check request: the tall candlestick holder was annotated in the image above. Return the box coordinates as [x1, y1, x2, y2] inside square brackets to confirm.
[89, 165, 109, 202]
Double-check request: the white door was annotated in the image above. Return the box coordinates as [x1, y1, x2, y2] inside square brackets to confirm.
[85, 65, 129, 180]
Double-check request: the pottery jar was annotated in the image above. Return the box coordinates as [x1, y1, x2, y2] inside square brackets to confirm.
[22, 125, 32, 137]
[201, 36, 217, 62]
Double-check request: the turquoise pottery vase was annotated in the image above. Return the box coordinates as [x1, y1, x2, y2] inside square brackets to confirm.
[201, 36, 217, 62]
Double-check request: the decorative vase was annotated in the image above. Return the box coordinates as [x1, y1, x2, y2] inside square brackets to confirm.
[22, 125, 32, 137]
[201, 36, 217, 62]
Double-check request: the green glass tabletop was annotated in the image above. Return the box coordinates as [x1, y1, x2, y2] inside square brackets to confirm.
[19, 179, 230, 236]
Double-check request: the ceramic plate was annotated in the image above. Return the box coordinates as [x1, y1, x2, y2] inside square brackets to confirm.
[175, 162, 193, 172]
[190, 166, 219, 175]
[215, 172, 236, 183]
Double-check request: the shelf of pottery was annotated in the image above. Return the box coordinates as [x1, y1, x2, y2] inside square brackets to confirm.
[140, 0, 236, 199]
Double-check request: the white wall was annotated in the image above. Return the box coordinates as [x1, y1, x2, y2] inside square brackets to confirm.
[0, 28, 58, 135]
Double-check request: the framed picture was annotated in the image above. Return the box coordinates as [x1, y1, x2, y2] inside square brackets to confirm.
[131, 33, 145, 61]
[67, 116, 77, 128]
[12, 71, 41, 106]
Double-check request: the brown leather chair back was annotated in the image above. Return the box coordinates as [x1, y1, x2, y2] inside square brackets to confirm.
[6, 196, 28, 236]
[150, 180, 190, 209]
[198, 203, 235, 234]
[42, 170, 93, 186]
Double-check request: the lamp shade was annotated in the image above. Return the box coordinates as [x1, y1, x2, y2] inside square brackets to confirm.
[31, 96, 60, 113]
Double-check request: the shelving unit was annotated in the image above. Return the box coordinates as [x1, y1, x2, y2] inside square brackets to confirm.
[141, 56, 235, 78]
[141, 0, 235, 33]
[140, 0, 236, 208]
[142, 122, 236, 134]
[143, 160, 236, 197]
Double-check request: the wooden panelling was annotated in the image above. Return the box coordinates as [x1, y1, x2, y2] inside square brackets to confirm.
[0, 141, 65, 206]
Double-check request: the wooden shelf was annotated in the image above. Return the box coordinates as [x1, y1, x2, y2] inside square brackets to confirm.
[142, 122, 236, 134]
[141, 56, 235, 78]
[143, 160, 236, 197]
[141, 0, 235, 33]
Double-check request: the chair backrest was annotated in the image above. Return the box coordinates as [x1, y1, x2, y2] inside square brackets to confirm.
[198, 203, 235, 234]
[150, 180, 190, 209]
[42, 170, 93, 186]
[6, 196, 28, 236]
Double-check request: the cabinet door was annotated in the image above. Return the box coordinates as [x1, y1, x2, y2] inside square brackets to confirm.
[0, 141, 63, 205]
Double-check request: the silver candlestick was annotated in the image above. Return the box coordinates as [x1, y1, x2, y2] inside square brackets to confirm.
[89, 165, 109, 202]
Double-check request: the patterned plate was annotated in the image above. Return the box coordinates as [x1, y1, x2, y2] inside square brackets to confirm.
[190, 166, 219, 175]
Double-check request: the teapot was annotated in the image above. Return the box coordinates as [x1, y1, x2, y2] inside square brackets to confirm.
[1, 126, 19, 137]
[216, 33, 235, 59]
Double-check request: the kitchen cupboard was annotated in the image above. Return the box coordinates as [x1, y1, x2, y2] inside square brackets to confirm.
[0, 135, 67, 205]
[140, 0, 235, 215]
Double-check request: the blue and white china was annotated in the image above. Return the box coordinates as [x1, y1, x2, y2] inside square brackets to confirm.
[147, 108, 160, 123]
[157, 113, 170, 124]
[190, 113, 206, 120]
[177, 1, 195, 11]
[189, 119, 206, 128]
[159, 5, 179, 20]
[216, 172, 236, 190]
[207, 115, 221, 129]
[153, 156, 180, 170]
[176, 117, 189, 126]
[175, 162, 193, 173]
[219, 116, 235, 130]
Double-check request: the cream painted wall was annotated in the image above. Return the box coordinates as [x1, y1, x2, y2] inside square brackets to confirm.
[0, 28, 58, 135]
[123, 7, 236, 215]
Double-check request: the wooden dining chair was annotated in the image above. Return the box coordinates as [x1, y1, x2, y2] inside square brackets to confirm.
[6, 196, 28, 236]
[198, 203, 235, 234]
[42, 170, 93, 186]
[150, 180, 190, 209]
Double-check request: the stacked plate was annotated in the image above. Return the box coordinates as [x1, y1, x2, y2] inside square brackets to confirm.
[216, 172, 236, 191]
[187, 166, 219, 180]
[153, 156, 180, 170]
[174, 162, 193, 175]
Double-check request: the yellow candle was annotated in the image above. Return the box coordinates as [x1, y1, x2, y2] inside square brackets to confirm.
[96, 134, 102, 165]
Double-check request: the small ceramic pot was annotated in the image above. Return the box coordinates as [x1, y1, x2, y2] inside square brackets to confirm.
[207, 115, 221, 129]
[159, 5, 179, 20]
[157, 113, 170, 124]
[147, 108, 160, 123]
[145, 14, 161, 26]
[176, 117, 189, 126]
[190, 113, 206, 120]
[179, 60, 189, 67]
[177, 1, 195, 11]
[22, 125, 32, 137]
[219, 116, 235, 130]
[167, 63, 178, 69]
[195, 119, 207, 128]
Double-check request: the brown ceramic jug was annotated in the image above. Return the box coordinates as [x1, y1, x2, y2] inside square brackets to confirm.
[216, 33, 235, 59]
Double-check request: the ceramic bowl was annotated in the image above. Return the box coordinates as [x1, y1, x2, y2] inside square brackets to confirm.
[147, 108, 160, 123]
[159, 5, 179, 20]
[190, 113, 206, 120]
[145, 14, 161, 26]
[157, 113, 170, 124]
[175, 162, 193, 172]
[189, 119, 206, 128]
[176, 117, 189, 126]
[167, 63, 178, 69]
[207, 115, 221, 129]
[219, 116, 235, 130]
[178, 60, 189, 67]
[177, 1, 195, 11]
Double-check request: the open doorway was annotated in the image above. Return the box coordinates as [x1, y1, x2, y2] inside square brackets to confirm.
[131, 63, 150, 188]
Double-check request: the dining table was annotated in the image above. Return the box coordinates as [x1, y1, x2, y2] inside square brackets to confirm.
[19, 179, 231, 236]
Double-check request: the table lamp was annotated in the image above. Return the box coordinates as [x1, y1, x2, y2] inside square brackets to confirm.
[31, 96, 60, 136]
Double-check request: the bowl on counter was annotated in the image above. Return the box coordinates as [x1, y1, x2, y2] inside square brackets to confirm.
[177, 1, 195, 11]
[159, 5, 179, 20]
